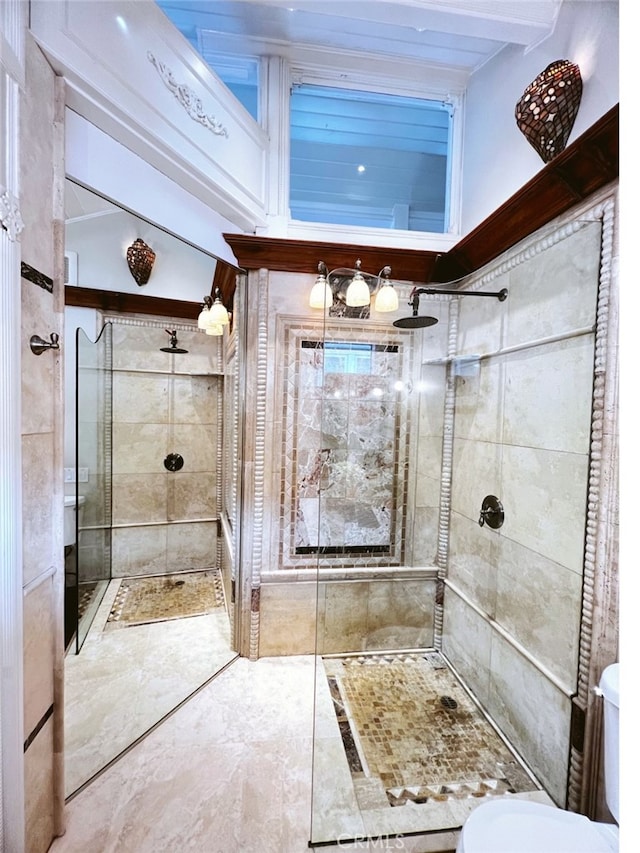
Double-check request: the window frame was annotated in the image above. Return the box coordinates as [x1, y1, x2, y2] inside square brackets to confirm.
[277, 61, 464, 248]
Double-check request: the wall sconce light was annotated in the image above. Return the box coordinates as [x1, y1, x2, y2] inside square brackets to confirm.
[197, 288, 230, 336]
[126, 238, 156, 286]
[515, 59, 582, 163]
[309, 259, 398, 313]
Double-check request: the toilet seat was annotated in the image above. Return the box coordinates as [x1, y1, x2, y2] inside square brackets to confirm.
[457, 799, 619, 853]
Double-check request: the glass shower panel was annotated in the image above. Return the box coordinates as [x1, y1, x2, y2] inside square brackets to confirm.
[309, 317, 424, 846]
[75, 323, 112, 652]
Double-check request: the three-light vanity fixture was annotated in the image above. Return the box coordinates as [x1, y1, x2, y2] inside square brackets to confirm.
[197, 288, 230, 336]
[308, 258, 508, 328]
[309, 259, 399, 313]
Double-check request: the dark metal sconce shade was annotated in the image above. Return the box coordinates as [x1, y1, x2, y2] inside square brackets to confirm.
[515, 60, 582, 163]
[126, 238, 156, 286]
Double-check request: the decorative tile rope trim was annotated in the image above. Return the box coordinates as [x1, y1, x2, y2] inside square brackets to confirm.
[567, 194, 617, 814]
[147, 52, 229, 138]
[248, 269, 269, 660]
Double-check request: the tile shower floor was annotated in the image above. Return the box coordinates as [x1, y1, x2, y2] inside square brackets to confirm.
[311, 652, 547, 846]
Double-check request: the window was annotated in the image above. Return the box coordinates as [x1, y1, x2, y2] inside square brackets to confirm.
[205, 54, 259, 121]
[290, 84, 452, 233]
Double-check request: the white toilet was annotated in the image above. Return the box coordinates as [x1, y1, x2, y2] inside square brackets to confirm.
[456, 663, 619, 853]
[63, 494, 85, 549]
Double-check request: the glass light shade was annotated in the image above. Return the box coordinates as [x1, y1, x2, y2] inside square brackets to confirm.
[374, 283, 399, 312]
[345, 271, 371, 307]
[209, 298, 230, 325]
[197, 307, 211, 329]
[309, 274, 333, 309]
[205, 322, 224, 336]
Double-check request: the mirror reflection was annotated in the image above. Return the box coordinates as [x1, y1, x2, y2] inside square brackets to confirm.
[63, 181, 238, 797]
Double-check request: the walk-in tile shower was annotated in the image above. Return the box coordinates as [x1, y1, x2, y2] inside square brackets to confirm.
[255, 209, 613, 846]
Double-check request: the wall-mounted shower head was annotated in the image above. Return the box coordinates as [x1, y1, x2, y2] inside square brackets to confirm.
[160, 329, 189, 353]
[393, 315, 439, 329]
[393, 287, 439, 329]
[393, 284, 508, 329]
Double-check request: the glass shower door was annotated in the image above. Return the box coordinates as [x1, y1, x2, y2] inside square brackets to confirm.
[74, 323, 112, 652]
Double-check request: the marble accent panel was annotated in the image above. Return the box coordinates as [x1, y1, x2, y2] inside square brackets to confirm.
[503, 336, 595, 454]
[505, 221, 602, 347]
[112, 473, 167, 525]
[21, 433, 55, 586]
[278, 320, 413, 571]
[166, 520, 216, 571]
[23, 578, 54, 740]
[447, 512, 496, 618]
[24, 717, 55, 853]
[494, 536, 581, 687]
[441, 589, 492, 708]
[486, 634, 572, 805]
[501, 444, 589, 574]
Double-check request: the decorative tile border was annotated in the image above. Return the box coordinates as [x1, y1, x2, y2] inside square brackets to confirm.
[20, 261, 52, 292]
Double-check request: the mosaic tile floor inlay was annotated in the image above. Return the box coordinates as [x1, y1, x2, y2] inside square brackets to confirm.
[106, 570, 224, 629]
[324, 652, 538, 809]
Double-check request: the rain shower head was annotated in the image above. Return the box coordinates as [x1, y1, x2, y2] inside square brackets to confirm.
[393, 315, 439, 329]
[393, 285, 508, 329]
[160, 329, 189, 353]
[393, 287, 439, 329]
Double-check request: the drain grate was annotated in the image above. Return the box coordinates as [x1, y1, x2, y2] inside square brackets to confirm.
[440, 695, 458, 710]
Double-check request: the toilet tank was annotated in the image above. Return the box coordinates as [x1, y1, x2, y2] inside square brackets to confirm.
[599, 662, 619, 823]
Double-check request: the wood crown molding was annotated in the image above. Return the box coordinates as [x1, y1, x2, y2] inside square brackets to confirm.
[65, 285, 200, 319]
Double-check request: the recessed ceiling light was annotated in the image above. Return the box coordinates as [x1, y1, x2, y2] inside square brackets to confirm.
[357, 164, 366, 173]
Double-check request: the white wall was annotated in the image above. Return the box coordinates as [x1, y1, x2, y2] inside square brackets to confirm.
[462, 0, 619, 233]
[65, 110, 242, 267]
[65, 207, 217, 301]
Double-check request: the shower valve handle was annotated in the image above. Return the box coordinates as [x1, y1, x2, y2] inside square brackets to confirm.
[478, 495, 504, 529]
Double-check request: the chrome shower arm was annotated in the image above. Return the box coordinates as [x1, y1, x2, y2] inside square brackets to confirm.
[412, 287, 508, 301]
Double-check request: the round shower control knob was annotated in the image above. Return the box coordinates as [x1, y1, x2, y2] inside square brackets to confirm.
[164, 453, 184, 472]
